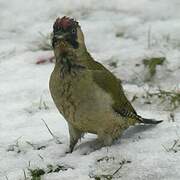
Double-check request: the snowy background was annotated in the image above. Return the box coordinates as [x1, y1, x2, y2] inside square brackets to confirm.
[0, 0, 180, 179]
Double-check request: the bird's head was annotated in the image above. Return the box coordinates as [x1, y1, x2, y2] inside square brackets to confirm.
[52, 16, 86, 57]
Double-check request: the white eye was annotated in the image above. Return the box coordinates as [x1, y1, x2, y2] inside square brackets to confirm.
[71, 28, 76, 34]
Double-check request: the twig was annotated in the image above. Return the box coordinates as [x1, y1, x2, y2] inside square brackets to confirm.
[90, 159, 131, 179]
[41, 119, 62, 144]
[23, 169, 27, 180]
[97, 156, 115, 162]
[28, 161, 31, 167]
[169, 112, 175, 122]
[38, 154, 44, 160]
[147, 26, 151, 49]
[38, 96, 43, 110]
[162, 139, 180, 153]
[112, 163, 124, 176]
[26, 141, 34, 148]
[162, 144, 169, 152]
[43, 101, 49, 110]
[41, 119, 55, 138]
[112, 160, 131, 177]
[171, 140, 179, 150]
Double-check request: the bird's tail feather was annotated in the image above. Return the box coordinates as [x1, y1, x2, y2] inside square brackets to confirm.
[138, 117, 163, 124]
[115, 108, 163, 124]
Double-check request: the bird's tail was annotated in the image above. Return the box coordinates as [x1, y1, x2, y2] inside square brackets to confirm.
[137, 116, 163, 124]
[116, 108, 163, 125]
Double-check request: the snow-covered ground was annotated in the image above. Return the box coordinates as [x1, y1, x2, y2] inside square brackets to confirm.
[0, 0, 180, 179]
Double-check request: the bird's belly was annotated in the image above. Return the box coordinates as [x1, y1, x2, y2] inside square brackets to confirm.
[50, 71, 114, 129]
[50, 71, 130, 135]
[68, 80, 116, 133]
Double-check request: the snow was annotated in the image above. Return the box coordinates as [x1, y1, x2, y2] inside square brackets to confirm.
[0, 0, 180, 179]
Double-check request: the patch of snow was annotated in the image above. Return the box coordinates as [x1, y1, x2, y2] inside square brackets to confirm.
[0, 0, 180, 179]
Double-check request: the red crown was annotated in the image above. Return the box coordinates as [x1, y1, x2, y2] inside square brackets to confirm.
[53, 16, 78, 31]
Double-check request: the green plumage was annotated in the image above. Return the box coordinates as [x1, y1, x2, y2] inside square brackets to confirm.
[92, 67, 136, 114]
[50, 18, 162, 152]
[79, 52, 137, 116]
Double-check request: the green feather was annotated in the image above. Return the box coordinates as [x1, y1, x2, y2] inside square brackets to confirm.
[84, 53, 137, 115]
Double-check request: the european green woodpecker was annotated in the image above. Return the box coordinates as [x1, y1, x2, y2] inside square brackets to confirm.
[49, 17, 162, 152]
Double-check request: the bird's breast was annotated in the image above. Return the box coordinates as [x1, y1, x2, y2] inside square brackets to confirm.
[49, 69, 114, 128]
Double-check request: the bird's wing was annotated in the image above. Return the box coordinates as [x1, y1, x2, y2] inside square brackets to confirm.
[84, 55, 163, 124]
[87, 58, 137, 116]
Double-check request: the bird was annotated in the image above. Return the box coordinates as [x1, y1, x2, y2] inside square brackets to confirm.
[49, 16, 163, 153]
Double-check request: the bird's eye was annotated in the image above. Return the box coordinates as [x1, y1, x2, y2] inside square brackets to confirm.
[71, 28, 76, 34]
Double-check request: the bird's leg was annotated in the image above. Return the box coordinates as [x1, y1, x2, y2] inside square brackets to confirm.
[67, 123, 83, 153]
[99, 133, 114, 147]
[90, 132, 113, 151]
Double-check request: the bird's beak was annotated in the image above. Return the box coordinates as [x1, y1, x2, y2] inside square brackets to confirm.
[54, 32, 69, 40]
[54, 34, 64, 40]
[52, 32, 69, 48]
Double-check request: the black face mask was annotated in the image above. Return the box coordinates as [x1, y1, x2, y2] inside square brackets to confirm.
[52, 19, 79, 49]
